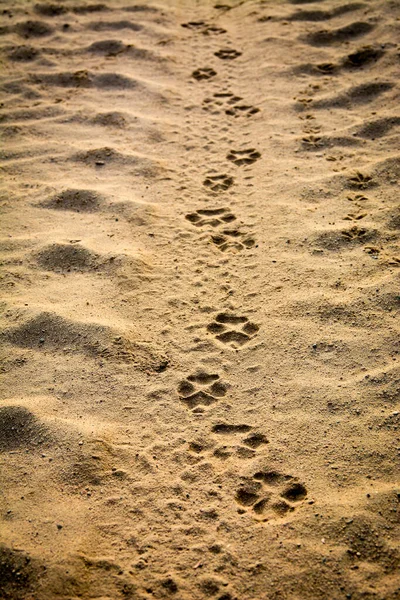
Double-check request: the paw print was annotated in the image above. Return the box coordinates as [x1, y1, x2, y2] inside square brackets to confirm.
[192, 68, 217, 81]
[341, 226, 368, 241]
[178, 370, 228, 409]
[235, 470, 308, 521]
[343, 212, 367, 221]
[202, 92, 243, 115]
[347, 193, 369, 203]
[225, 104, 260, 118]
[211, 230, 256, 252]
[348, 172, 373, 189]
[203, 174, 234, 192]
[212, 427, 269, 461]
[214, 48, 242, 60]
[302, 125, 321, 134]
[297, 97, 313, 106]
[207, 313, 259, 347]
[185, 207, 236, 227]
[301, 135, 322, 149]
[227, 149, 261, 166]
[182, 22, 226, 35]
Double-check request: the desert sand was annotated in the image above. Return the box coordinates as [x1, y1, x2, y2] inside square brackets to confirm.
[0, 0, 399, 598]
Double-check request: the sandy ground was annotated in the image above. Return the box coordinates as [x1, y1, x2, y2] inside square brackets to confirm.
[0, 0, 399, 598]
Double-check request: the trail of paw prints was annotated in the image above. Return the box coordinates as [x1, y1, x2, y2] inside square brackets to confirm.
[207, 313, 259, 348]
[235, 470, 308, 522]
[227, 149, 261, 166]
[185, 208, 255, 252]
[192, 68, 217, 81]
[211, 424, 269, 461]
[178, 370, 229, 410]
[181, 21, 226, 35]
[202, 92, 260, 117]
[203, 174, 234, 192]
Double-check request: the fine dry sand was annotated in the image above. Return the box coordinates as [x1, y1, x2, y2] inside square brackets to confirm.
[0, 0, 399, 598]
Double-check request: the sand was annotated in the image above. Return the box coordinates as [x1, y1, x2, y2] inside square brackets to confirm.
[0, 0, 399, 598]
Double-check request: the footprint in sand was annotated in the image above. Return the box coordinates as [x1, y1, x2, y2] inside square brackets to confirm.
[347, 172, 374, 190]
[227, 149, 261, 166]
[207, 313, 259, 347]
[214, 48, 242, 60]
[185, 207, 236, 227]
[178, 370, 229, 409]
[203, 93, 260, 117]
[203, 174, 234, 192]
[235, 470, 308, 521]
[181, 21, 226, 35]
[301, 135, 323, 149]
[192, 68, 217, 81]
[211, 424, 269, 460]
[185, 208, 255, 252]
[211, 229, 256, 252]
[185, 208, 254, 252]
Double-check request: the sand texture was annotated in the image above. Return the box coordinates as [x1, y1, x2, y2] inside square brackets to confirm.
[0, 0, 400, 598]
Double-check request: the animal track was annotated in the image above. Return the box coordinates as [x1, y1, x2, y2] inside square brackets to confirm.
[192, 68, 217, 81]
[211, 230, 256, 252]
[202, 92, 260, 117]
[203, 174, 234, 192]
[214, 48, 242, 60]
[235, 470, 307, 521]
[343, 212, 367, 221]
[185, 208, 254, 251]
[301, 135, 322, 148]
[181, 21, 226, 35]
[178, 370, 228, 409]
[227, 149, 261, 166]
[211, 425, 269, 460]
[185, 207, 236, 228]
[348, 172, 374, 189]
[341, 226, 369, 241]
[207, 313, 259, 347]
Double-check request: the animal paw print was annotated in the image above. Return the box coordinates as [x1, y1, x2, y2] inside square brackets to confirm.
[192, 68, 217, 81]
[343, 212, 367, 221]
[211, 230, 256, 252]
[348, 172, 373, 189]
[185, 207, 236, 227]
[341, 226, 368, 241]
[303, 125, 321, 135]
[207, 313, 259, 347]
[235, 470, 308, 521]
[227, 149, 261, 166]
[181, 21, 226, 35]
[297, 97, 313, 107]
[298, 114, 315, 121]
[202, 93, 260, 118]
[178, 370, 228, 409]
[347, 193, 368, 203]
[214, 48, 242, 60]
[203, 174, 234, 192]
[301, 135, 322, 148]
[212, 425, 268, 461]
